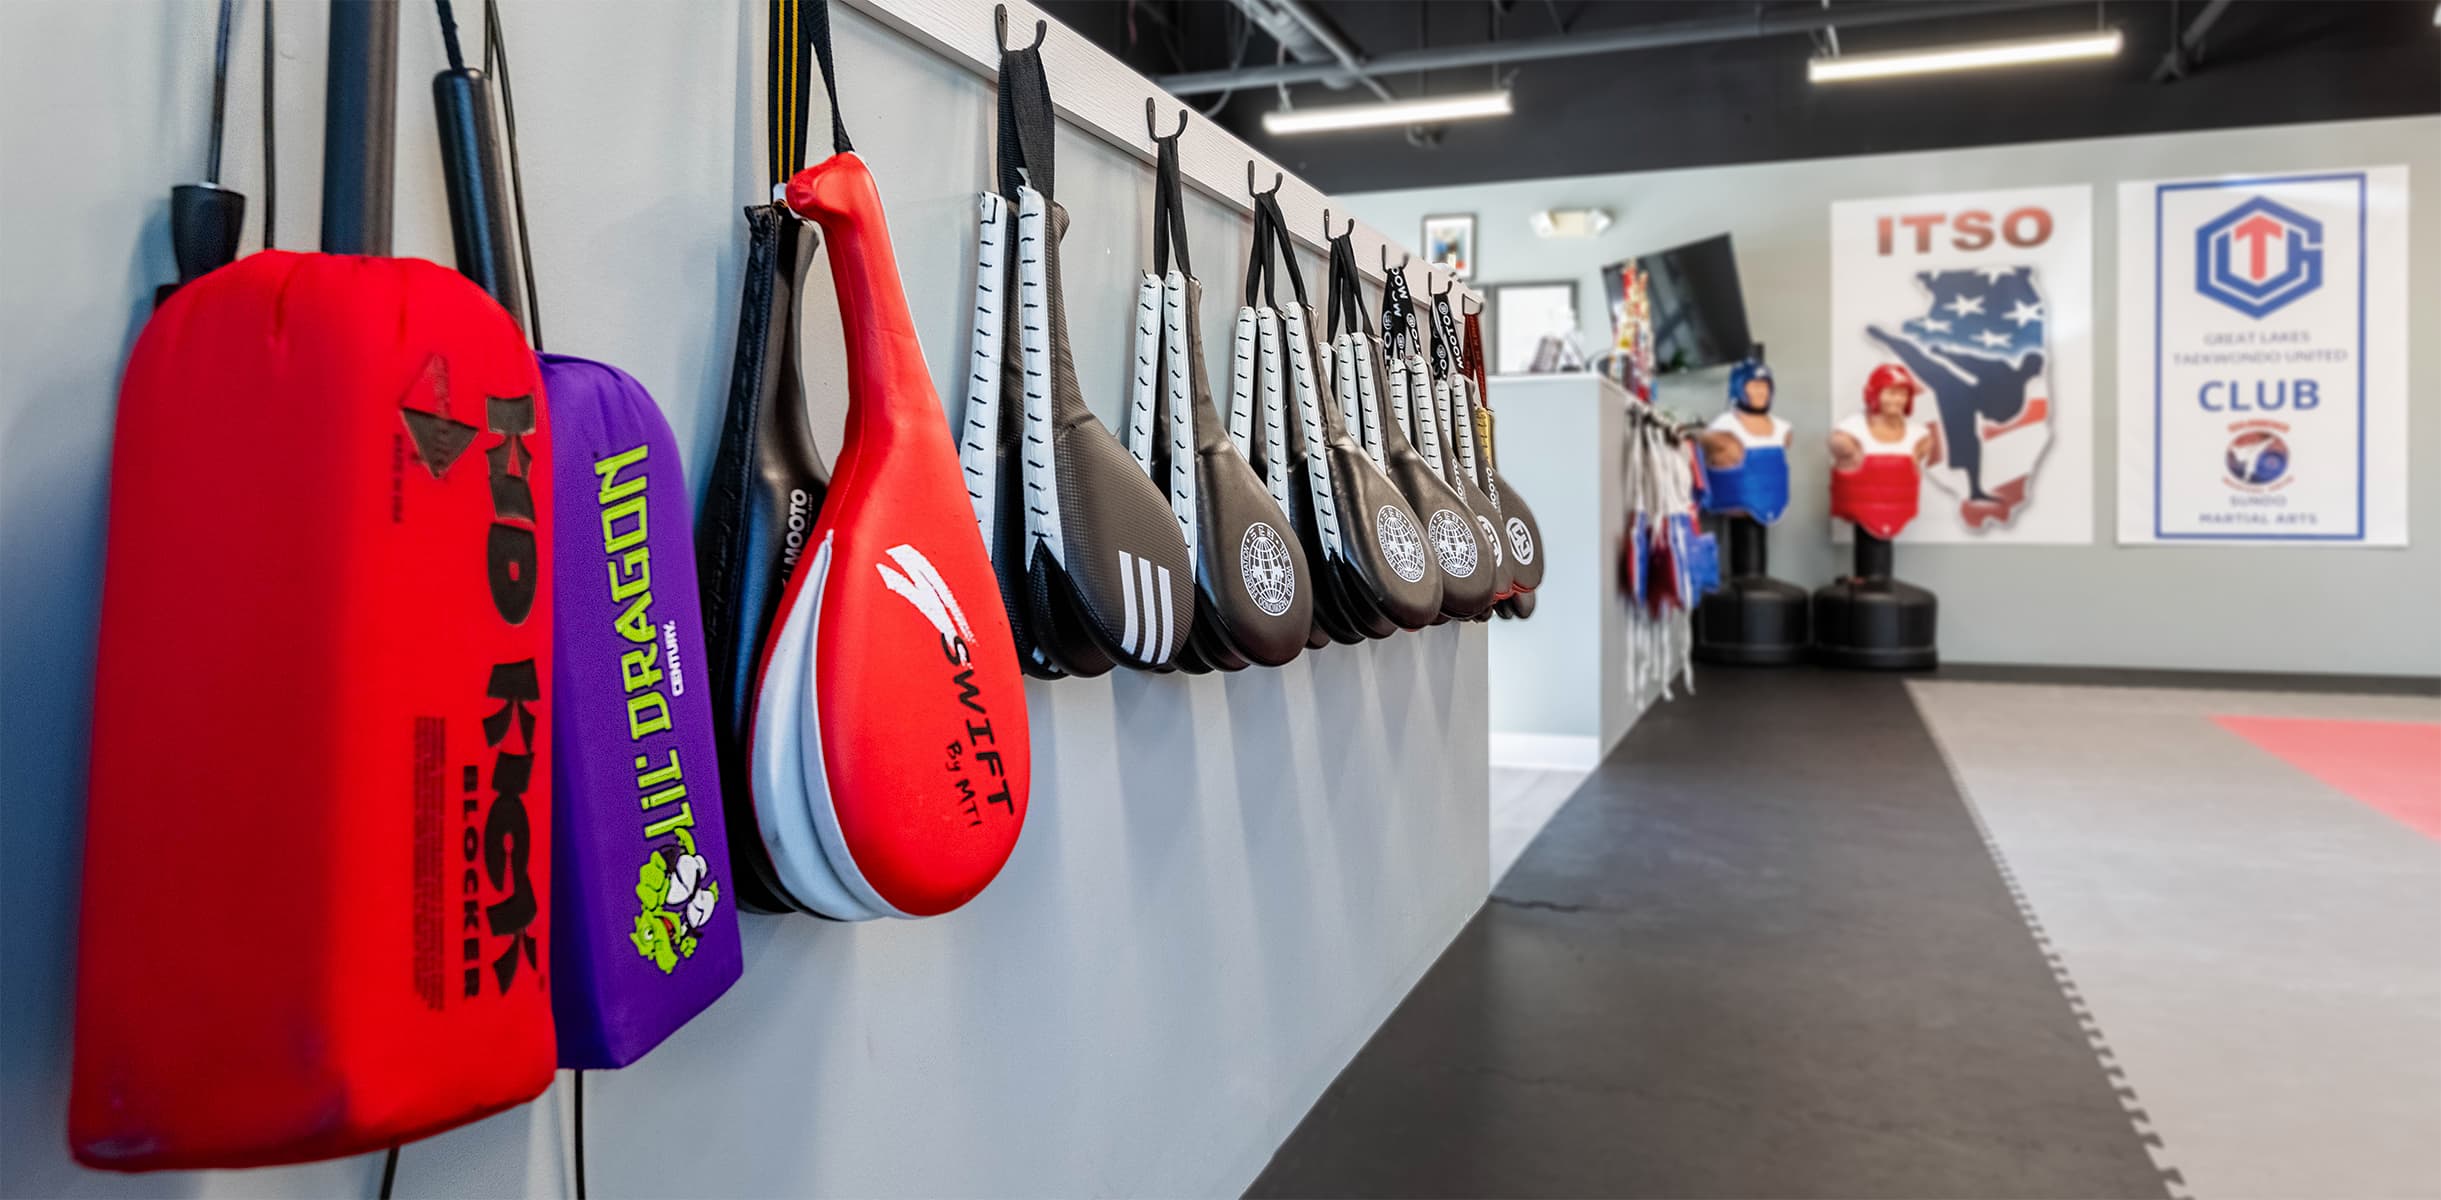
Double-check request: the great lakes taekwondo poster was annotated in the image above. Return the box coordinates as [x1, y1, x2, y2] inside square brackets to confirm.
[2116, 167, 2409, 546]
[1828, 185, 2094, 544]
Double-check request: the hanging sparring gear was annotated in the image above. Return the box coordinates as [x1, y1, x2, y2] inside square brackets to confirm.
[1343, 240, 1493, 620]
[1130, 109, 1312, 671]
[452, 3, 744, 1064]
[1831, 457, 1921, 541]
[1422, 282, 1514, 604]
[1262, 195, 1441, 638]
[549, 357, 745, 1061]
[963, 16, 1193, 677]
[695, 0, 834, 913]
[1234, 177, 1339, 650]
[75, 3, 554, 1168]
[1463, 300, 1546, 596]
[1700, 357, 1793, 525]
[752, 0, 1030, 919]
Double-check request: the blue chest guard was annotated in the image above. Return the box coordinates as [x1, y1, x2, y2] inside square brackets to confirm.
[1701, 444, 1790, 525]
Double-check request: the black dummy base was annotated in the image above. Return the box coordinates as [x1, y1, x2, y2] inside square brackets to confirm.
[1693, 516, 1809, 666]
[1812, 533, 1937, 670]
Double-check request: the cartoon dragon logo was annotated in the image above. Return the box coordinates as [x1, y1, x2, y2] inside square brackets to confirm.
[630, 835, 720, 973]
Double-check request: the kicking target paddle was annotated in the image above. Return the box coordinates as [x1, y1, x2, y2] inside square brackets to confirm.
[1260, 194, 1440, 638]
[75, 3, 554, 1168]
[1341, 237, 1493, 620]
[1135, 108, 1311, 671]
[749, 0, 1030, 919]
[1419, 277, 1512, 605]
[696, 0, 837, 914]
[966, 14, 1192, 677]
[1464, 302, 1545, 595]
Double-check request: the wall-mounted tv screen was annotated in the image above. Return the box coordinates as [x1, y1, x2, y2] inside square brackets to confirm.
[1615, 234, 1752, 373]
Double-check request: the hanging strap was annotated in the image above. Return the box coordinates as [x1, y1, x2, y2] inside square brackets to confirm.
[1427, 283, 1457, 378]
[1256, 193, 1309, 311]
[478, 0, 540, 347]
[769, 0, 851, 195]
[1243, 186, 1276, 309]
[1382, 264, 1421, 360]
[259, 0, 275, 247]
[994, 10, 1054, 202]
[1148, 107, 1191, 279]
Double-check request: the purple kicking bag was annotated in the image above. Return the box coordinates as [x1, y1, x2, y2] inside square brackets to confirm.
[546, 353, 743, 1067]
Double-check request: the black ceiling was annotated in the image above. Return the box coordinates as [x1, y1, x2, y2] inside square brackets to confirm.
[1042, 0, 2441, 192]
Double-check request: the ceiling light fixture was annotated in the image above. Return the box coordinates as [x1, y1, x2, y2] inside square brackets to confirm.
[1262, 89, 1513, 136]
[1808, 29, 2124, 83]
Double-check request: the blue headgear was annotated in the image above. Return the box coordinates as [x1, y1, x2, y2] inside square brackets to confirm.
[1728, 357, 1774, 414]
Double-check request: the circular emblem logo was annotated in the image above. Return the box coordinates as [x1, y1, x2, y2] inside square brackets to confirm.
[1505, 516, 1536, 565]
[2224, 429, 2290, 488]
[1238, 521, 1297, 617]
[1376, 505, 1429, 583]
[1426, 509, 1478, 578]
[1476, 513, 1503, 568]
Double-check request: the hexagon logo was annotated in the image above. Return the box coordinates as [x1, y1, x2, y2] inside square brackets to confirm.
[2194, 196, 2323, 319]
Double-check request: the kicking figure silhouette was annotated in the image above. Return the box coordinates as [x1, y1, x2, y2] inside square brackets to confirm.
[1866, 326, 2046, 527]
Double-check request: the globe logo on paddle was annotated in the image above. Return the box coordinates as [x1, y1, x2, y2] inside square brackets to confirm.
[1427, 509, 1478, 578]
[1376, 505, 1429, 584]
[2223, 428, 2291, 489]
[1238, 521, 1297, 617]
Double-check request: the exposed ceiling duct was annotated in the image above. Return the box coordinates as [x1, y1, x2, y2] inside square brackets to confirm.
[1158, 0, 2089, 96]
[1217, 0, 1394, 100]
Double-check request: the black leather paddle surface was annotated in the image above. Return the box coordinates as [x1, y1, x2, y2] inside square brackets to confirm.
[1236, 184, 1344, 649]
[1132, 113, 1311, 672]
[963, 21, 1192, 678]
[1464, 301, 1546, 594]
[694, 4, 834, 913]
[1258, 195, 1440, 639]
[1343, 241, 1494, 621]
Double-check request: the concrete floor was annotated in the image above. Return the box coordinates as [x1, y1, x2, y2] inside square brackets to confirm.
[1251, 668, 2441, 1199]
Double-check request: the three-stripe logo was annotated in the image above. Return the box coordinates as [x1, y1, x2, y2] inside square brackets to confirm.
[1116, 549, 1176, 663]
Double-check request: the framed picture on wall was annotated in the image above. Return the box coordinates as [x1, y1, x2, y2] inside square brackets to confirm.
[1491, 281, 1579, 375]
[1422, 214, 1476, 280]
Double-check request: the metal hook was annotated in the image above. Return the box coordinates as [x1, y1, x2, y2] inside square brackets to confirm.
[1248, 160, 1282, 197]
[1462, 294, 1482, 315]
[1321, 209, 1355, 242]
[1427, 264, 1452, 297]
[1382, 244, 1408, 273]
[1145, 98, 1187, 141]
[994, 4, 1046, 52]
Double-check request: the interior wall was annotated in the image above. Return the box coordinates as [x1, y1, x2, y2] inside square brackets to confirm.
[1485, 374, 1650, 768]
[0, 3, 1489, 1197]
[1349, 116, 2440, 677]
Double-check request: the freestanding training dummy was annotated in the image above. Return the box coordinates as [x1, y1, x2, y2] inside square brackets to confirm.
[1814, 363, 1939, 668]
[1691, 355, 1808, 663]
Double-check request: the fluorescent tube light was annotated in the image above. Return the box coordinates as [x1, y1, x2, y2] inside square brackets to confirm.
[1262, 90, 1512, 135]
[1808, 30, 2124, 83]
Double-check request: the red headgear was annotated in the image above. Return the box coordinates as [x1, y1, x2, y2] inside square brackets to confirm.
[1864, 363, 1920, 416]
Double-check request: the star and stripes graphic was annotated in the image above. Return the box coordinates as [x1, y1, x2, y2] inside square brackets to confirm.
[1898, 266, 2046, 366]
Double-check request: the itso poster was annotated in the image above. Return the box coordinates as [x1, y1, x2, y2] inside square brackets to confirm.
[1828, 185, 2094, 544]
[2116, 167, 2409, 545]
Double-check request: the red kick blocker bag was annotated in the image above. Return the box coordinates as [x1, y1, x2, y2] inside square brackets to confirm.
[74, 251, 556, 1169]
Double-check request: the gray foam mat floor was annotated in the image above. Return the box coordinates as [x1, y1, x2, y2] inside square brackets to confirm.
[1250, 667, 2171, 1199]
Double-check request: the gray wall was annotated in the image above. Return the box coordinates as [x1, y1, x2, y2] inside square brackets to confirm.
[0, 3, 1488, 1197]
[1486, 374, 1652, 763]
[1350, 116, 2441, 678]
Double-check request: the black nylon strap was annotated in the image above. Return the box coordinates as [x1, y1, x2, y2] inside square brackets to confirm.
[1256, 193, 1308, 309]
[1244, 194, 1274, 308]
[995, 18, 1055, 201]
[481, 0, 540, 348]
[1150, 126, 1190, 279]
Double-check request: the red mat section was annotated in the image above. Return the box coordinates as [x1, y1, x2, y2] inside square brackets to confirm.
[2213, 715, 2441, 842]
